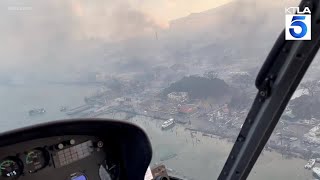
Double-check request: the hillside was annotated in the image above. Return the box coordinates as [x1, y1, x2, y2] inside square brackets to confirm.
[156, 0, 301, 66]
[163, 76, 231, 99]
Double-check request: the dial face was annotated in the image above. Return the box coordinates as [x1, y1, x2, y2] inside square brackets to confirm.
[0, 158, 23, 178]
[25, 148, 49, 173]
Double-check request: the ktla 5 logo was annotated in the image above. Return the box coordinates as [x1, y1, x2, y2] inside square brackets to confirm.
[285, 7, 311, 40]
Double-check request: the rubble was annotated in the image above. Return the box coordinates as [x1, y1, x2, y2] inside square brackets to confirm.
[304, 124, 320, 145]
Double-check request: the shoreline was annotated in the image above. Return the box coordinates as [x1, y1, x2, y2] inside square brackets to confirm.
[66, 101, 314, 164]
[145, 113, 313, 162]
[97, 113, 313, 180]
[95, 110, 311, 162]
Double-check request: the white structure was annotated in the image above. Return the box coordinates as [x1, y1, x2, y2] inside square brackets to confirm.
[167, 92, 189, 103]
[161, 118, 175, 130]
[114, 97, 131, 105]
[229, 71, 249, 76]
[305, 159, 316, 169]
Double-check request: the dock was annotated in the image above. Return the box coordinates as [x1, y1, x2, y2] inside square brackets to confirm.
[65, 103, 189, 124]
[66, 105, 92, 115]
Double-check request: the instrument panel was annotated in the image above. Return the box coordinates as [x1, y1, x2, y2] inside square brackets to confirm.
[0, 135, 120, 180]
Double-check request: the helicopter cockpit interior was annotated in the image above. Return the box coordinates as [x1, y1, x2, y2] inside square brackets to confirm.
[2, 0, 320, 180]
[0, 119, 152, 180]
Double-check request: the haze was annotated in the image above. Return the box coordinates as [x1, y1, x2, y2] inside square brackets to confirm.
[0, 0, 300, 83]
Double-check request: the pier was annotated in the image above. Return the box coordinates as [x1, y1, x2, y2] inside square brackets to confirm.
[66, 105, 93, 115]
[86, 106, 169, 120]
[66, 104, 189, 123]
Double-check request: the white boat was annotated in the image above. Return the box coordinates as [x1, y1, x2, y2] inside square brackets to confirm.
[29, 108, 46, 116]
[305, 159, 316, 169]
[161, 118, 175, 130]
[312, 167, 320, 178]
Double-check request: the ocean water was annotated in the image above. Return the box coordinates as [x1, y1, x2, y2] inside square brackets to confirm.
[0, 84, 95, 132]
[0, 84, 313, 180]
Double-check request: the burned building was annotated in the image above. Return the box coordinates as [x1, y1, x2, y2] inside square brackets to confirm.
[177, 104, 197, 114]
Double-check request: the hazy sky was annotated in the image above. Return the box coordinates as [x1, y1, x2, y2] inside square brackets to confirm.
[71, 0, 233, 22]
[0, 0, 232, 75]
[68, 0, 233, 39]
[1, 0, 299, 80]
[3, 0, 233, 39]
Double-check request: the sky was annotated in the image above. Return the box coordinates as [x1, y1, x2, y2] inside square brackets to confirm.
[0, 0, 233, 76]
[65, 0, 234, 39]
[2, 0, 233, 40]
[0, 0, 300, 81]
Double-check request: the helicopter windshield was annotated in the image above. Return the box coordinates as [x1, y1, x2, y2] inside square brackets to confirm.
[2, 0, 318, 179]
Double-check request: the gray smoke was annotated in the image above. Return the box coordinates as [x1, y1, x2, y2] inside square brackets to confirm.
[0, 0, 167, 81]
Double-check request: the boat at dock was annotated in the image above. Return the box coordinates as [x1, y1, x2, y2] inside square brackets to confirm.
[29, 108, 46, 116]
[305, 159, 316, 170]
[161, 118, 175, 130]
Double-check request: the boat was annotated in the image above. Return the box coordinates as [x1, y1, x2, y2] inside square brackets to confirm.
[60, 106, 67, 112]
[313, 167, 320, 178]
[29, 108, 46, 116]
[305, 159, 316, 169]
[161, 118, 175, 130]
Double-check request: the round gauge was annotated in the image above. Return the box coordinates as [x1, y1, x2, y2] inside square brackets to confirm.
[0, 157, 23, 178]
[25, 148, 49, 173]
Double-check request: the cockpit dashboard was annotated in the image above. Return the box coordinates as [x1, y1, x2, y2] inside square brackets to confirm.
[0, 119, 152, 180]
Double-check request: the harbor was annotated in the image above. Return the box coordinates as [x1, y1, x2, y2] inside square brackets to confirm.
[18, 76, 320, 180]
[10, 67, 320, 180]
[0, 83, 318, 179]
[56, 90, 319, 179]
[101, 112, 313, 180]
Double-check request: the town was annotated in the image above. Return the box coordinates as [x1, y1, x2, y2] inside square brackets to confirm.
[27, 62, 320, 178]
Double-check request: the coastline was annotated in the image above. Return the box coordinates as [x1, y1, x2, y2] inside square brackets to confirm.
[98, 112, 313, 180]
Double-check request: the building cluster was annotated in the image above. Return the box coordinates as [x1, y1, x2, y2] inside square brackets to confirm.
[304, 124, 320, 145]
[167, 92, 189, 103]
[75, 68, 320, 164]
